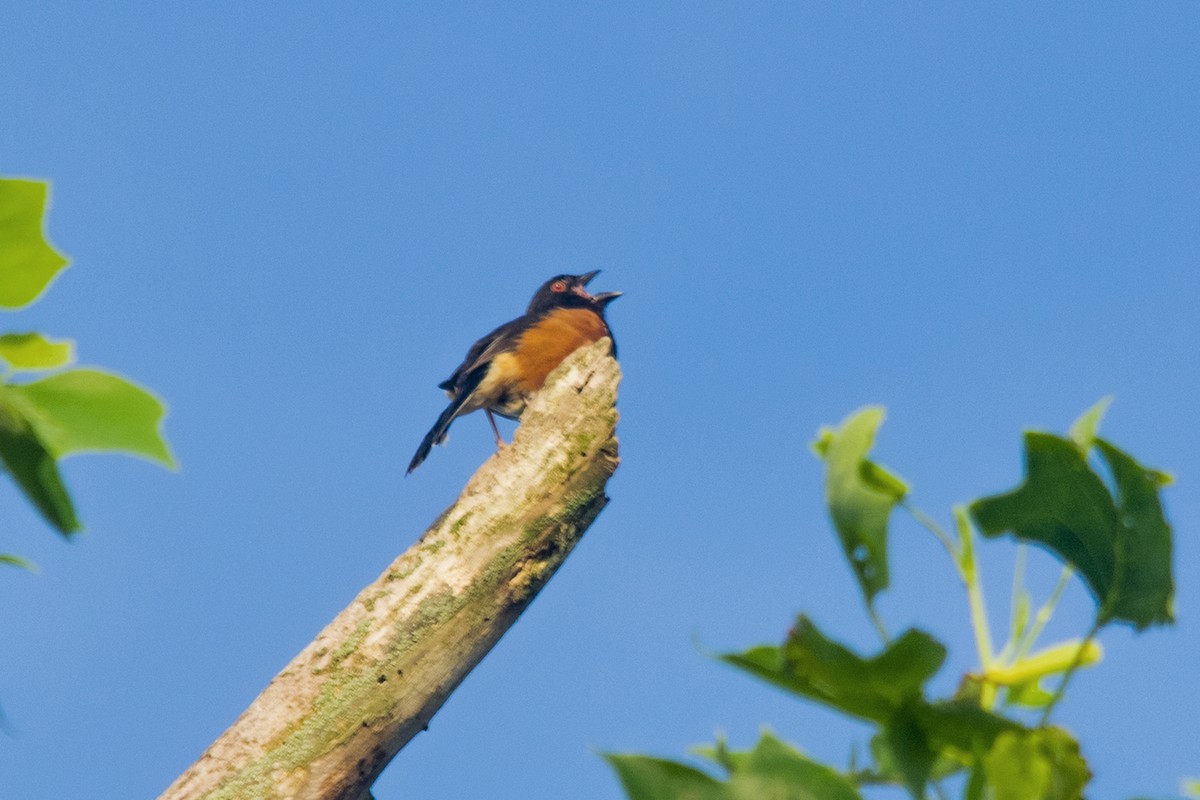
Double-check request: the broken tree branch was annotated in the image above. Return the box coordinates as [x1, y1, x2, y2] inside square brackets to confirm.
[160, 339, 621, 800]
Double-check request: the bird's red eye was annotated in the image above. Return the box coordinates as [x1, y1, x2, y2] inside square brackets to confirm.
[551, 280, 567, 293]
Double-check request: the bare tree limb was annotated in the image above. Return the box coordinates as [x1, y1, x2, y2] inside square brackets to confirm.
[160, 340, 621, 800]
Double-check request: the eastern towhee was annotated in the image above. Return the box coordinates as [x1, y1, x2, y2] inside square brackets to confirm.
[407, 271, 620, 473]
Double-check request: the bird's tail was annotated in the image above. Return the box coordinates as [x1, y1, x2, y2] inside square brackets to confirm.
[407, 368, 487, 474]
[406, 401, 462, 474]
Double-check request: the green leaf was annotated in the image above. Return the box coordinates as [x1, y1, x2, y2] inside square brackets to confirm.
[879, 709, 937, 799]
[721, 617, 945, 723]
[5, 368, 175, 468]
[0, 178, 69, 308]
[868, 729, 964, 790]
[1005, 680, 1055, 709]
[1068, 397, 1112, 451]
[692, 736, 739, 773]
[980, 728, 1090, 800]
[1182, 778, 1200, 799]
[605, 754, 728, 800]
[0, 553, 37, 571]
[910, 699, 1025, 755]
[719, 644, 799, 698]
[970, 430, 1173, 629]
[971, 433, 1116, 607]
[0, 332, 75, 371]
[965, 762, 986, 800]
[688, 732, 865, 800]
[907, 700, 1022, 762]
[885, 699, 1026, 790]
[0, 392, 80, 533]
[812, 407, 908, 605]
[727, 731, 863, 800]
[1094, 439, 1174, 626]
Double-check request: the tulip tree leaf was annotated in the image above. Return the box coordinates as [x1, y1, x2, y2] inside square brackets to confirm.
[971, 433, 1115, 600]
[5, 368, 175, 468]
[812, 407, 908, 605]
[1006, 680, 1054, 709]
[879, 709, 938, 799]
[1068, 397, 1111, 451]
[0, 332, 75, 371]
[0, 393, 80, 534]
[718, 645, 799, 698]
[868, 729, 963, 793]
[719, 617, 1022, 800]
[721, 616, 945, 723]
[604, 754, 727, 800]
[609, 732, 863, 800]
[912, 699, 1024, 754]
[0, 178, 69, 308]
[0, 179, 174, 536]
[864, 701, 1026, 795]
[691, 737, 738, 772]
[981, 728, 1090, 800]
[1093, 440, 1173, 626]
[725, 731, 862, 800]
[970, 430, 1172, 629]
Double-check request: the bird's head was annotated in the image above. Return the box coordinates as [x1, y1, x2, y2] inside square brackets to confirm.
[527, 270, 622, 315]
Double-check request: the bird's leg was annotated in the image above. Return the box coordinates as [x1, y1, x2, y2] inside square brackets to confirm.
[486, 410, 507, 447]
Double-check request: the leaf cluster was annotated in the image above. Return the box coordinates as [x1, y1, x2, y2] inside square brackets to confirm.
[607, 403, 1178, 799]
[0, 177, 173, 565]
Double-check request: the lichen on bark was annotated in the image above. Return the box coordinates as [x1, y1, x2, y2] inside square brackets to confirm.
[160, 339, 621, 800]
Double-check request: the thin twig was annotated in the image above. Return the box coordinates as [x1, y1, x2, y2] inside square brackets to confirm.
[1038, 618, 1102, 726]
[1015, 566, 1074, 662]
[903, 501, 958, 561]
[953, 508, 995, 672]
[1008, 545, 1028, 644]
[866, 600, 891, 645]
[903, 503, 995, 671]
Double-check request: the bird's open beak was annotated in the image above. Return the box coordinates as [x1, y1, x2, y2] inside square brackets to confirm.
[573, 271, 619, 305]
[572, 270, 601, 300]
[591, 291, 622, 306]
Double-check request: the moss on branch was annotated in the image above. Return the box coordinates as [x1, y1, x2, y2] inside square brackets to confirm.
[160, 340, 621, 800]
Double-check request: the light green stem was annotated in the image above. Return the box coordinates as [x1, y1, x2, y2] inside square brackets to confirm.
[904, 502, 995, 678]
[903, 501, 958, 561]
[1015, 566, 1074, 661]
[954, 507, 995, 673]
[1009, 545, 1027, 641]
[866, 600, 890, 645]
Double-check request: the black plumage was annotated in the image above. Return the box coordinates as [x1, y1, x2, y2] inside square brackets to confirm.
[407, 271, 620, 474]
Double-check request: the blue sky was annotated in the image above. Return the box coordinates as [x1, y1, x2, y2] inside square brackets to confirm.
[2, 3, 1198, 798]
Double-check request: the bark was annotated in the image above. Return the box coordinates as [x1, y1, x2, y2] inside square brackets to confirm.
[160, 340, 621, 800]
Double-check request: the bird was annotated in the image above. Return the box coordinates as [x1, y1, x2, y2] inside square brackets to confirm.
[406, 271, 621, 474]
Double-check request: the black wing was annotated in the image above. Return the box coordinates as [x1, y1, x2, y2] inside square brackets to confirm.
[436, 313, 533, 395]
